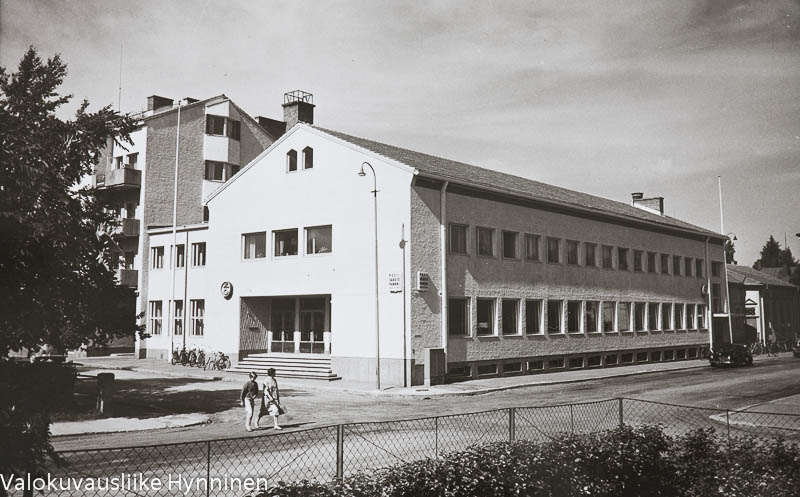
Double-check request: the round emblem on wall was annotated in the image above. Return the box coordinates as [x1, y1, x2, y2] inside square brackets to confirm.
[220, 281, 233, 300]
[700, 283, 708, 297]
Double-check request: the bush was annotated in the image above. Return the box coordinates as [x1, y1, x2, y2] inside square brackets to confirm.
[257, 425, 800, 497]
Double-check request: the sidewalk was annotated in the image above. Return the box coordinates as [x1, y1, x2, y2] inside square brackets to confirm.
[74, 352, 793, 398]
[51, 413, 210, 436]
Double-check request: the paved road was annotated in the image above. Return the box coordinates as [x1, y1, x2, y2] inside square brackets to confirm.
[53, 357, 800, 451]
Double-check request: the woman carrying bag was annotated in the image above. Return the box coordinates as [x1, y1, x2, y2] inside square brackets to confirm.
[259, 368, 284, 430]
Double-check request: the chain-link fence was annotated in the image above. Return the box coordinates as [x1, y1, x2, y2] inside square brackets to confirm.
[11, 398, 799, 496]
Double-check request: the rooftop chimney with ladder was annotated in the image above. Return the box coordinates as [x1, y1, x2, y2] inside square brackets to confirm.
[282, 90, 314, 129]
[631, 192, 665, 216]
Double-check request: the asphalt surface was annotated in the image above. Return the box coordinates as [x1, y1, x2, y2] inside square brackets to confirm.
[52, 356, 800, 451]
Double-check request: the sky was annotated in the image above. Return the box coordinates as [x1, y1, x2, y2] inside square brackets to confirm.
[2, 0, 799, 265]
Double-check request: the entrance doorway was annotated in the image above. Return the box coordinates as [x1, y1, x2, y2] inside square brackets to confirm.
[300, 297, 326, 353]
[271, 298, 295, 353]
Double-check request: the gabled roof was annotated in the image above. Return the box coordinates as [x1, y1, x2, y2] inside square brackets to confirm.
[315, 127, 722, 239]
[727, 264, 798, 288]
[759, 266, 797, 282]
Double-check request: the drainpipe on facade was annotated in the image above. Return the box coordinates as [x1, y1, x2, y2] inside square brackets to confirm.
[400, 223, 408, 388]
[168, 101, 182, 358]
[705, 237, 714, 351]
[440, 182, 449, 375]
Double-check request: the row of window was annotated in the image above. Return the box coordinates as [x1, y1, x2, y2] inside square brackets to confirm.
[113, 152, 138, 170]
[448, 297, 707, 336]
[151, 243, 206, 269]
[206, 115, 241, 140]
[287, 147, 313, 172]
[243, 225, 331, 259]
[449, 347, 704, 378]
[449, 224, 723, 278]
[148, 299, 204, 336]
[204, 160, 240, 182]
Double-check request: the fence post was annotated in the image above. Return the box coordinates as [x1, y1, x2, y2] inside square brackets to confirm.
[726, 411, 731, 444]
[509, 408, 516, 442]
[618, 398, 624, 427]
[336, 425, 344, 480]
[206, 441, 211, 497]
[570, 404, 574, 434]
[434, 417, 439, 459]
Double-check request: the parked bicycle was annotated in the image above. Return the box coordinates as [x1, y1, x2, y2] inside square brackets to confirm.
[171, 347, 190, 366]
[195, 349, 206, 369]
[204, 351, 231, 371]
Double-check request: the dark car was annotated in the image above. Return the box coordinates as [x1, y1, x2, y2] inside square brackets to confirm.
[709, 343, 753, 367]
[793, 340, 800, 358]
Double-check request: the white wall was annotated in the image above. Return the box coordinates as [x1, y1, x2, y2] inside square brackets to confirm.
[205, 125, 415, 363]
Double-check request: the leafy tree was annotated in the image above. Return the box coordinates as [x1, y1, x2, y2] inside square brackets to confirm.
[0, 47, 142, 357]
[725, 239, 737, 264]
[754, 235, 783, 268]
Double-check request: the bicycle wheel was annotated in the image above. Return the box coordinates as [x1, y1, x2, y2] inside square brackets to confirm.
[171, 353, 178, 365]
[222, 358, 231, 370]
[196, 352, 205, 368]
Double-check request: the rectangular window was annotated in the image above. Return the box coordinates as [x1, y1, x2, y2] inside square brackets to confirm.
[588, 355, 602, 367]
[243, 232, 266, 259]
[664, 350, 674, 361]
[651, 351, 662, 362]
[448, 298, 469, 336]
[566, 240, 579, 265]
[697, 304, 706, 328]
[529, 360, 544, 371]
[476, 298, 495, 336]
[585, 243, 597, 267]
[547, 300, 562, 333]
[173, 300, 183, 336]
[206, 115, 225, 135]
[174, 244, 185, 268]
[648, 302, 659, 330]
[149, 301, 162, 335]
[501, 299, 519, 335]
[503, 362, 522, 374]
[449, 224, 468, 254]
[685, 257, 693, 277]
[502, 231, 519, 259]
[477, 227, 494, 257]
[190, 299, 204, 336]
[686, 304, 696, 329]
[676, 349, 686, 360]
[151, 246, 164, 269]
[567, 301, 581, 333]
[605, 354, 618, 365]
[636, 352, 649, 363]
[274, 229, 298, 256]
[306, 225, 332, 254]
[618, 302, 631, 332]
[662, 303, 672, 330]
[477, 364, 497, 376]
[226, 120, 241, 140]
[633, 250, 643, 272]
[525, 300, 541, 334]
[602, 245, 613, 269]
[647, 252, 657, 273]
[712, 283, 723, 313]
[525, 234, 540, 261]
[548, 358, 565, 369]
[303, 147, 313, 169]
[192, 242, 206, 267]
[711, 261, 722, 278]
[674, 303, 684, 330]
[114, 156, 123, 169]
[673, 255, 681, 276]
[569, 357, 584, 369]
[687, 348, 698, 359]
[287, 150, 298, 172]
[602, 302, 616, 332]
[634, 302, 646, 331]
[661, 254, 670, 274]
[618, 248, 629, 271]
[584, 301, 599, 333]
[205, 160, 225, 181]
[126, 153, 138, 169]
[547, 238, 561, 264]
[696, 260, 704, 279]
[525, 233, 541, 262]
[621, 353, 634, 364]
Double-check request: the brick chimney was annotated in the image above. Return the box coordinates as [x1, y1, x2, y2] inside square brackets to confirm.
[147, 95, 173, 112]
[632, 193, 665, 216]
[282, 90, 314, 129]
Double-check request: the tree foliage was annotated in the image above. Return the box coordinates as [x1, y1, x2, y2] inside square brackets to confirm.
[0, 47, 141, 356]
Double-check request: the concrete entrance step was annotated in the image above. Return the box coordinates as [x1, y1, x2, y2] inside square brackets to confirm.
[233, 354, 340, 380]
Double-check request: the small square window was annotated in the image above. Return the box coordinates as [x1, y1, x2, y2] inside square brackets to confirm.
[547, 238, 561, 264]
[528, 360, 544, 371]
[636, 352, 649, 363]
[477, 364, 497, 376]
[587, 356, 602, 367]
[476, 298, 495, 336]
[501, 299, 519, 335]
[647, 252, 657, 273]
[525, 234, 540, 261]
[676, 349, 687, 360]
[569, 357, 584, 369]
[664, 350, 674, 361]
[605, 354, 618, 365]
[274, 229, 298, 256]
[449, 224, 468, 254]
[602, 245, 614, 269]
[618, 248, 629, 271]
[566, 240, 579, 265]
[585, 243, 597, 267]
[602, 302, 616, 332]
[477, 227, 494, 257]
[547, 300, 563, 333]
[687, 348, 698, 359]
[660, 254, 670, 274]
[618, 302, 631, 332]
[548, 358, 565, 369]
[448, 298, 469, 336]
[503, 362, 522, 374]
[621, 353, 634, 364]
[502, 231, 519, 259]
[448, 365, 472, 378]
[633, 250, 643, 272]
[525, 300, 542, 334]
[243, 232, 267, 259]
[306, 225, 332, 254]
[651, 350, 663, 362]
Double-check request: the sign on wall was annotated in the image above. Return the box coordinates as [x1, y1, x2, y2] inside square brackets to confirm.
[416, 272, 430, 292]
[388, 272, 402, 293]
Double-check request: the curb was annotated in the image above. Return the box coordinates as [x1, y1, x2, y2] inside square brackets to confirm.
[52, 414, 211, 437]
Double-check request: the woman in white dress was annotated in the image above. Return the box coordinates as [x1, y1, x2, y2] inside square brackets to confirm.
[261, 367, 283, 430]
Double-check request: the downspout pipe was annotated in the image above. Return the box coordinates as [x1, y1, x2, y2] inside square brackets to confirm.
[169, 101, 182, 359]
[705, 237, 713, 351]
[440, 182, 449, 373]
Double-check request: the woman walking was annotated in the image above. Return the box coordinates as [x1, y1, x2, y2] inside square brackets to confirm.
[240, 371, 259, 431]
[260, 368, 283, 430]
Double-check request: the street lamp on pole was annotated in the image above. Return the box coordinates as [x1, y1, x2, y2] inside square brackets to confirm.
[358, 162, 380, 390]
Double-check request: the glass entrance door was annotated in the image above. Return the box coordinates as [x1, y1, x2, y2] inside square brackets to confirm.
[300, 297, 326, 353]
[271, 298, 295, 353]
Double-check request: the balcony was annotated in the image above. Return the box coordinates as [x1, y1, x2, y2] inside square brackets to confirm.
[95, 167, 141, 189]
[113, 218, 140, 238]
[116, 268, 138, 288]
